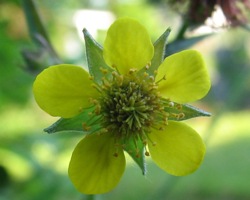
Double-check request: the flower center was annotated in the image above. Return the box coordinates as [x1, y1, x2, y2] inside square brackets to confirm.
[95, 71, 167, 152]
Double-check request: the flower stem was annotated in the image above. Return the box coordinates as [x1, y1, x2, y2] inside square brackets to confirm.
[83, 195, 95, 200]
[175, 19, 189, 40]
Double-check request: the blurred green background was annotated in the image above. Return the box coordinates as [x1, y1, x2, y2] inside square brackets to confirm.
[1, 0, 250, 199]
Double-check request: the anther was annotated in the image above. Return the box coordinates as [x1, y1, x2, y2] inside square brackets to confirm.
[100, 67, 108, 74]
[177, 113, 185, 119]
[169, 101, 174, 107]
[112, 71, 118, 77]
[82, 123, 91, 131]
[176, 104, 182, 110]
[102, 77, 111, 87]
[149, 76, 154, 82]
[129, 68, 137, 74]
[155, 75, 167, 84]
[111, 64, 118, 71]
[91, 83, 102, 93]
[78, 107, 83, 112]
[96, 128, 108, 135]
[135, 148, 140, 158]
[95, 104, 101, 115]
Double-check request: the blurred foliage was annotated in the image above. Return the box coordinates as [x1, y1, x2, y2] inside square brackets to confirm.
[0, 2, 33, 108]
[0, 0, 250, 199]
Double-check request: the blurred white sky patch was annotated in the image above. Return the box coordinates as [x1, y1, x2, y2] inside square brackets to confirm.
[62, 10, 115, 67]
[73, 9, 115, 39]
[205, 5, 228, 29]
[193, 6, 228, 35]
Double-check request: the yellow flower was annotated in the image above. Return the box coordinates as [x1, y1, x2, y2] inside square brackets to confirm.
[33, 18, 210, 194]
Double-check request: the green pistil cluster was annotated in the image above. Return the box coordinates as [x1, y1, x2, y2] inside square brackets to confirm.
[95, 70, 168, 154]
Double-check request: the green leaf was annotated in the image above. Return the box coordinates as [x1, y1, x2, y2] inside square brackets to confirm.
[22, 42, 61, 74]
[165, 34, 212, 56]
[21, 0, 61, 73]
[140, 28, 171, 76]
[21, 0, 50, 45]
[83, 29, 113, 84]
[123, 138, 146, 175]
[44, 107, 98, 134]
[165, 102, 211, 121]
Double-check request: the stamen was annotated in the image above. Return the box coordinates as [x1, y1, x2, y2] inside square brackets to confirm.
[129, 68, 137, 74]
[102, 77, 111, 88]
[155, 75, 166, 84]
[176, 104, 182, 110]
[82, 123, 91, 131]
[94, 70, 169, 156]
[92, 83, 103, 93]
[135, 147, 140, 158]
[143, 72, 149, 77]
[144, 146, 150, 156]
[112, 64, 120, 74]
[169, 101, 174, 107]
[95, 104, 101, 115]
[177, 113, 185, 119]
[100, 67, 108, 74]
[78, 107, 83, 112]
[146, 134, 157, 146]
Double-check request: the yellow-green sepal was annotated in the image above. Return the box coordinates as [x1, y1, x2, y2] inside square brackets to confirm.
[83, 28, 113, 84]
[44, 107, 100, 134]
[123, 137, 147, 175]
[140, 27, 171, 76]
[164, 101, 211, 121]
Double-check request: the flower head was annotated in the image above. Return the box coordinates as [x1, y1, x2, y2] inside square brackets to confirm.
[33, 18, 211, 194]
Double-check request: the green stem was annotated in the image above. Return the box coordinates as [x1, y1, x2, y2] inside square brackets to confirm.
[83, 194, 95, 200]
[175, 20, 189, 40]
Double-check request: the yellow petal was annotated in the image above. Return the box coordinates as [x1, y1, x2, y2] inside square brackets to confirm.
[68, 133, 126, 194]
[148, 121, 205, 176]
[33, 64, 99, 118]
[156, 50, 211, 103]
[103, 18, 154, 74]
